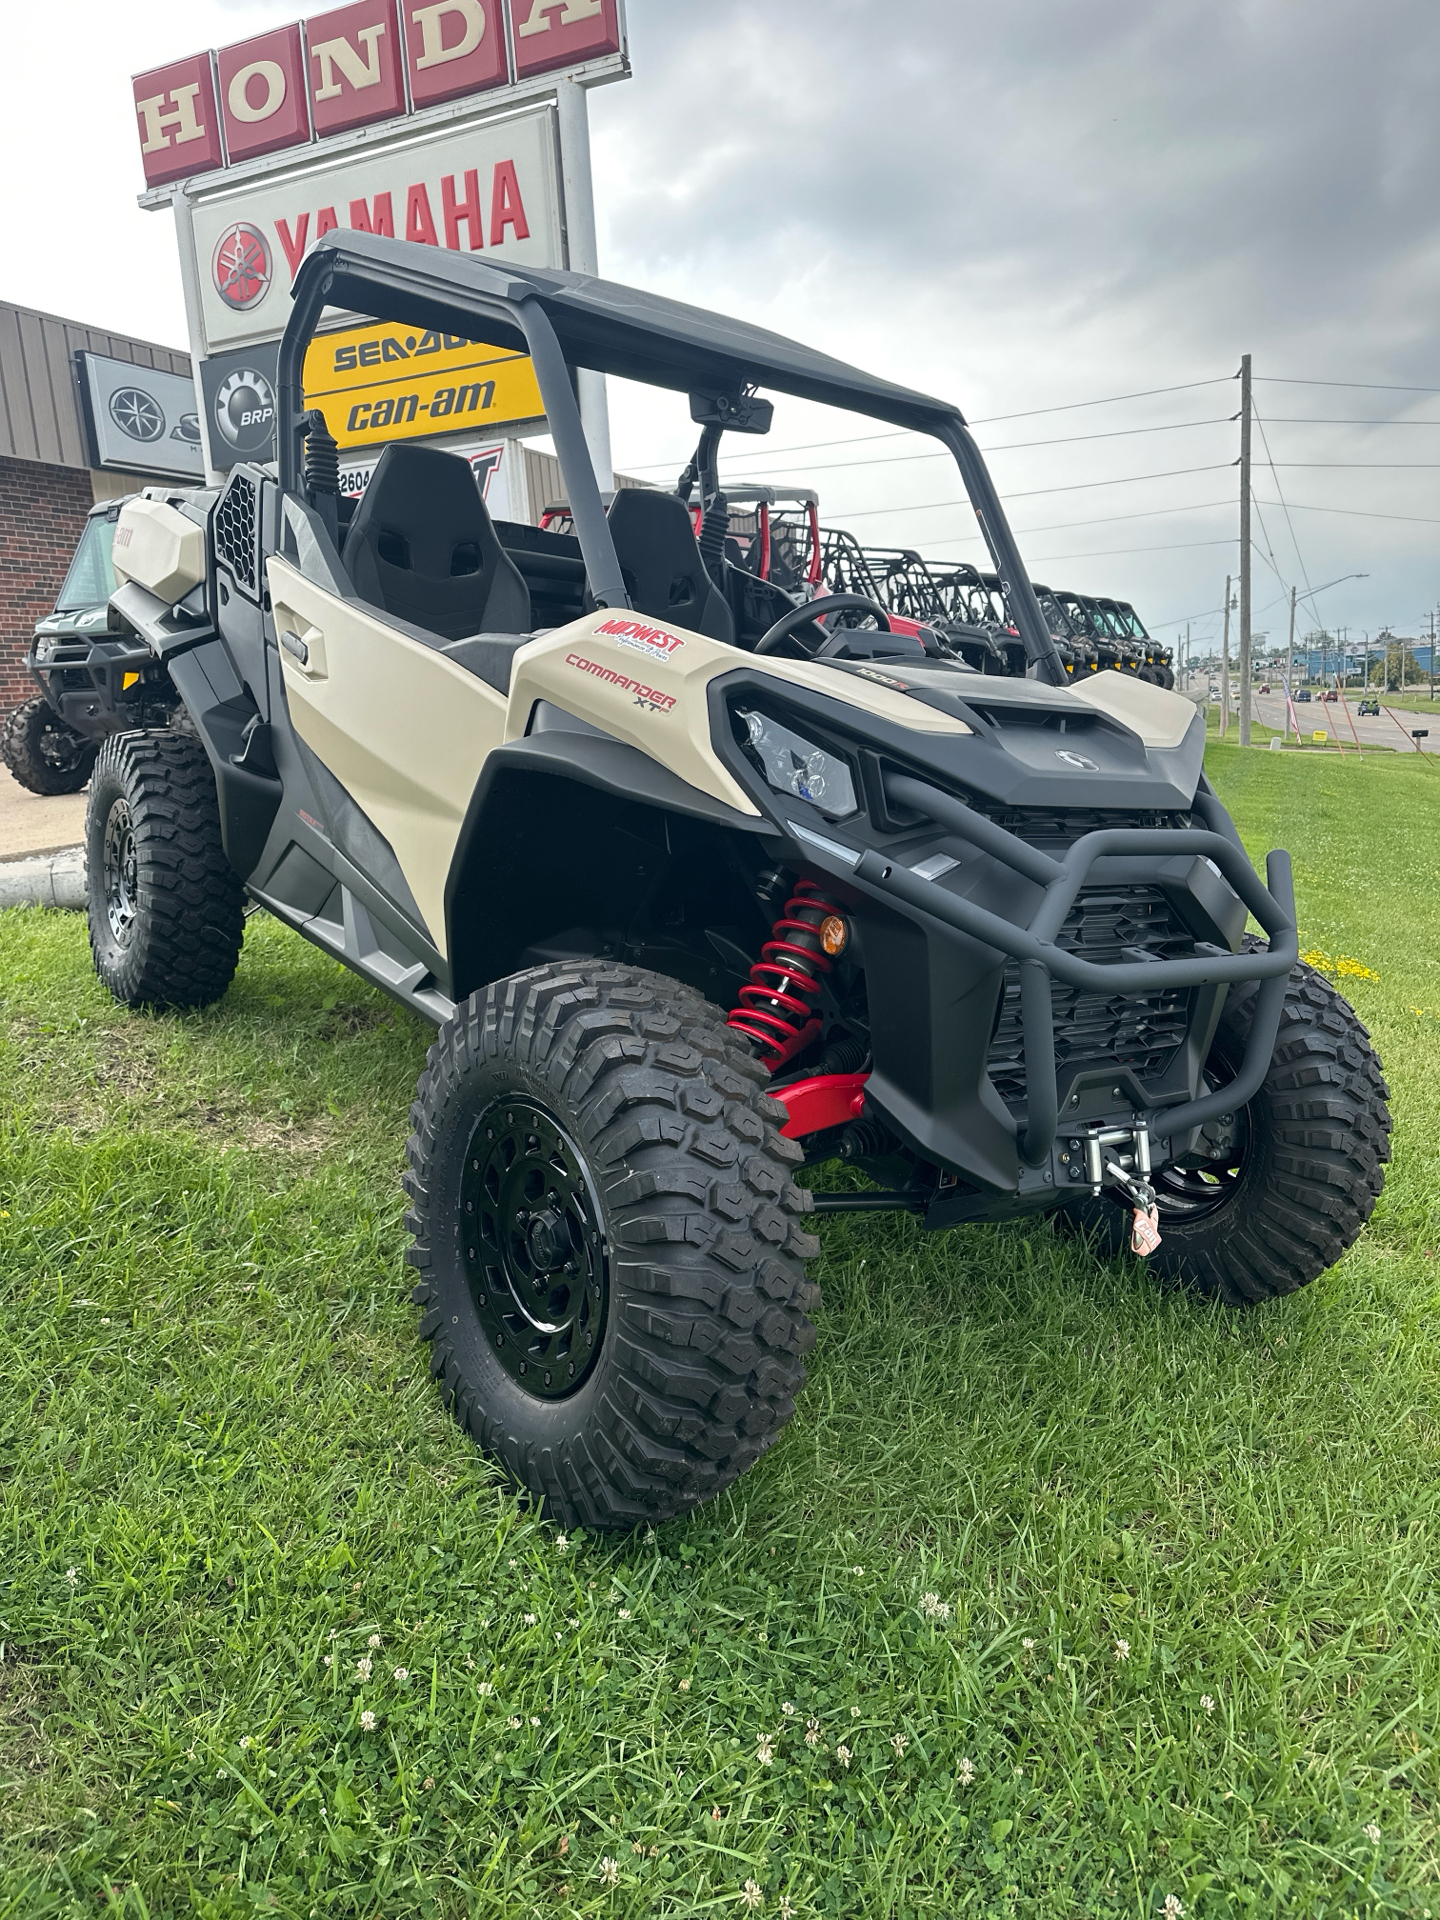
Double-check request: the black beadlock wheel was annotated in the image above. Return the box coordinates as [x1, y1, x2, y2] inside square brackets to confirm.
[1057, 943, 1391, 1305]
[85, 729, 246, 1010]
[1, 695, 98, 796]
[404, 962, 821, 1530]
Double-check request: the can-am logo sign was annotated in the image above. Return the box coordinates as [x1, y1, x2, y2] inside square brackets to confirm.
[134, 0, 624, 188]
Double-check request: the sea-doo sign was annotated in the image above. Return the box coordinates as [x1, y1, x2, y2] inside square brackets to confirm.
[133, 0, 625, 188]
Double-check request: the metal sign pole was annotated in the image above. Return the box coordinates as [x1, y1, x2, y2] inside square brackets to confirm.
[555, 76, 613, 490]
[168, 186, 225, 485]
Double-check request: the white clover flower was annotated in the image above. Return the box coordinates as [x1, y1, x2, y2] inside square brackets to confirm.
[781, 1702, 795, 1716]
[918, 1592, 949, 1620]
[958, 1755, 975, 1785]
[805, 1721, 821, 1748]
[328, 1628, 338, 1641]
[393, 1668, 408, 1681]
[850, 1705, 861, 1718]
[65, 1568, 78, 1585]
[852, 1566, 864, 1575]
[1022, 1638, 1036, 1651]
[1114, 1639, 1130, 1662]
[1200, 1694, 1215, 1714]
[740, 1880, 763, 1910]
[464, 1655, 477, 1670]
[1363, 1823, 1381, 1843]
[555, 1534, 569, 1552]
[599, 1856, 619, 1887]
[323, 1654, 333, 1668]
[756, 1736, 775, 1765]
[359, 1710, 377, 1732]
[530, 1716, 540, 1727]
[1161, 1898, 1183, 1919]
[836, 1744, 852, 1768]
[238, 1736, 251, 1751]
[780, 1900, 795, 1920]
[618, 1608, 632, 1621]
[678, 1677, 692, 1691]
[891, 1734, 907, 1756]
[644, 1527, 656, 1544]
[477, 1681, 495, 1696]
[506, 1716, 522, 1730]
[508, 1558, 518, 1568]
[356, 1656, 372, 1681]
[367, 1633, 382, 1649]
[523, 1612, 537, 1626]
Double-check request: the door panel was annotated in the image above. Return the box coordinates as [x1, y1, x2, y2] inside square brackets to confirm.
[268, 556, 506, 958]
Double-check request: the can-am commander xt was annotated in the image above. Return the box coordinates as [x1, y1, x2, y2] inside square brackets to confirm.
[87, 232, 1389, 1529]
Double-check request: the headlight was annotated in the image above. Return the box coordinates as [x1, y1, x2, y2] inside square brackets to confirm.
[735, 707, 858, 816]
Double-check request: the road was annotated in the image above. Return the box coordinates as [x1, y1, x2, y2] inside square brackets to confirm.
[1209, 691, 1440, 754]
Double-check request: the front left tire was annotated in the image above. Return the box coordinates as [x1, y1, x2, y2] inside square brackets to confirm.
[404, 962, 821, 1530]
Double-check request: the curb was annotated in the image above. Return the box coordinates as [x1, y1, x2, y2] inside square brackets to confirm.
[0, 846, 86, 911]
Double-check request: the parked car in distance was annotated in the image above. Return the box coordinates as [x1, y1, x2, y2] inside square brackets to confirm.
[1321, 690, 1338, 703]
[1296, 688, 1312, 703]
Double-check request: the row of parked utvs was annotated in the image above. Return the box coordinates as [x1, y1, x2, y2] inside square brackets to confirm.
[0, 234, 1389, 1529]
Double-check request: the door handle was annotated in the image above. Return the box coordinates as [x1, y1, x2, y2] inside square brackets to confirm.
[280, 629, 309, 666]
[277, 620, 327, 678]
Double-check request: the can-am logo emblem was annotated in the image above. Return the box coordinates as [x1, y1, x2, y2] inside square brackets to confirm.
[212, 223, 272, 310]
[1055, 748, 1099, 771]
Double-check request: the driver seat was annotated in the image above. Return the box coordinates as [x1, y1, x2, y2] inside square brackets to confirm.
[341, 443, 531, 642]
[603, 490, 734, 642]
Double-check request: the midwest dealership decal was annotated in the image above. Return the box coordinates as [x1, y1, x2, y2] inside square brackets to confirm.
[565, 654, 676, 714]
[594, 618, 687, 664]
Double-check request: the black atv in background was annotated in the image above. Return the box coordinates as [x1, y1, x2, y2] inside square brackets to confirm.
[1, 498, 173, 795]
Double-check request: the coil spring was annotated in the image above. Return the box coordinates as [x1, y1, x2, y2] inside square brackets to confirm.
[727, 879, 841, 1070]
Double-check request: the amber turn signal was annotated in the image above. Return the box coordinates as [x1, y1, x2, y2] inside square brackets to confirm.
[820, 914, 849, 956]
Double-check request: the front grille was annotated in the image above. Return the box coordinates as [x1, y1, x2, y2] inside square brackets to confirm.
[214, 471, 258, 594]
[979, 807, 1197, 1114]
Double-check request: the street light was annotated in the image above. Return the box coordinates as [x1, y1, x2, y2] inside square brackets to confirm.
[1286, 573, 1368, 702]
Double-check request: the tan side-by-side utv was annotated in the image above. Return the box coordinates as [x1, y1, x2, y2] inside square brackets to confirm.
[88, 232, 1389, 1528]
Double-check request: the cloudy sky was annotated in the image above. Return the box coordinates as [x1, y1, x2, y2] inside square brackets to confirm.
[5, 0, 1438, 648]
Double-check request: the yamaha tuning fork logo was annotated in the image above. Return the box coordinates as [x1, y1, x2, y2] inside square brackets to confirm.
[211, 222, 272, 310]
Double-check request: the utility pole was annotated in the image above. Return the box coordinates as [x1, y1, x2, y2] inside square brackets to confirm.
[1284, 583, 1297, 707]
[1185, 621, 1191, 695]
[1238, 353, 1253, 745]
[1430, 609, 1436, 703]
[1220, 575, 1232, 736]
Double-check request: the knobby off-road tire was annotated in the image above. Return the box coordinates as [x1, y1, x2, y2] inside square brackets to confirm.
[404, 962, 821, 1530]
[85, 729, 246, 1010]
[1059, 944, 1391, 1305]
[1, 695, 97, 795]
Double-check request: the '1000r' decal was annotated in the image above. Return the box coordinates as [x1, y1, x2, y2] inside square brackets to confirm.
[565, 653, 676, 713]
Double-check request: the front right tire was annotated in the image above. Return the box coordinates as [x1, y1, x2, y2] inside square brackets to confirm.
[404, 963, 821, 1530]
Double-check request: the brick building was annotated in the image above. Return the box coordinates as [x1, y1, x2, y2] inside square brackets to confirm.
[0, 302, 190, 713]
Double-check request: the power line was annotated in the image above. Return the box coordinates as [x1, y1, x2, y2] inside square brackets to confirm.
[921, 497, 1237, 551]
[1262, 416, 1440, 425]
[829, 461, 1238, 519]
[1256, 375, 1440, 393]
[618, 375, 1234, 472]
[1266, 461, 1440, 469]
[1252, 399, 1314, 602]
[1253, 497, 1440, 527]
[1023, 535, 1239, 565]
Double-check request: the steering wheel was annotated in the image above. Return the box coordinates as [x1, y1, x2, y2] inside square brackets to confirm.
[752, 592, 894, 657]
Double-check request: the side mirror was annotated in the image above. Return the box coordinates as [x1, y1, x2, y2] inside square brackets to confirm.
[689, 390, 773, 436]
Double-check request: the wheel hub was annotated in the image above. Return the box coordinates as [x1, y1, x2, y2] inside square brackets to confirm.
[102, 798, 138, 945]
[459, 1097, 608, 1400]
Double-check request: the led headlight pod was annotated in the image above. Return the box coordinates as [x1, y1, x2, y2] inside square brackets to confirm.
[736, 707, 858, 817]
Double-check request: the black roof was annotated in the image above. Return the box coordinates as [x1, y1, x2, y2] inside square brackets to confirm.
[299, 231, 965, 434]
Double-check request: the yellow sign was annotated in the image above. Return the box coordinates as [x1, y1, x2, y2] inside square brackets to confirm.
[1312, 730, 1328, 743]
[304, 322, 544, 452]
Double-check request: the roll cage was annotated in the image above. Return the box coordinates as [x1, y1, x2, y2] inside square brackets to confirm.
[278, 232, 1069, 684]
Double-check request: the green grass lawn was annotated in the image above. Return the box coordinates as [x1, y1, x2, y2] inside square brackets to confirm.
[3, 747, 1439, 1918]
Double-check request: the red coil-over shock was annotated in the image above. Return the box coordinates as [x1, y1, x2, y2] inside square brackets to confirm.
[727, 879, 842, 1071]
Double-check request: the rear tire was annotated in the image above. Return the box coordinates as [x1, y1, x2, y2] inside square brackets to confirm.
[1057, 947, 1391, 1304]
[404, 962, 820, 1530]
[85, 730, 245, 1010]
[1, 695, 97, 795]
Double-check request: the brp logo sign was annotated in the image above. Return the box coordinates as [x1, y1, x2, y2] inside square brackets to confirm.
[214, 367, 277, 453]
[212, 223, 272, 310]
